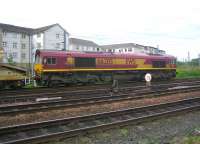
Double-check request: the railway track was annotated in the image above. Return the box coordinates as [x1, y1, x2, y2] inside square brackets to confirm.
[1, 80, 200, 105]
[1, 78, 200, 97]
[1, 84, 200, 116]
[0, 81, 139, 96]
[0, 97, 200, 144]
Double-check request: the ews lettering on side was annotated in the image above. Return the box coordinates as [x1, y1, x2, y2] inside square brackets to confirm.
[97, 58, 113, 65]
[126, 58, 135, 65]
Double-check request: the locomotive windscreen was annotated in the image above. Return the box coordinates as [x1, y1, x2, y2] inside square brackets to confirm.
[75, 57, 96, 68]
[152, 61, 166, 68]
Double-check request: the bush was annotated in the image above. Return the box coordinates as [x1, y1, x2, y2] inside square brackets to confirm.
[176, 64, 200, 79]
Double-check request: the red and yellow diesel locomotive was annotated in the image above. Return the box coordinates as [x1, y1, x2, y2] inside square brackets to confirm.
[34, 49, 176, 86]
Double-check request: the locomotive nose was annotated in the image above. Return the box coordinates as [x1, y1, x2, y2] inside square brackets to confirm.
[34, 64, 43, 74]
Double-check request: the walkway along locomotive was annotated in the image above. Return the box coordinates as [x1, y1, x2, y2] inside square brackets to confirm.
[34, 49, 176, 87]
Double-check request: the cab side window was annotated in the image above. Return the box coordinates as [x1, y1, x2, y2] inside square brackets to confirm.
[171, 59, 176, 65]
[35, 55, 41, 64]
[44, 57, 56, 65]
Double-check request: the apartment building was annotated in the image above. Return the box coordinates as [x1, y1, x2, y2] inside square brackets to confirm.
[0, 24, 32, 65]
[101, 43, 166, 55]
[145, 46, 159, 55]
[69, 38, 102, 52]
[101, 43, 148, 54]
[158, 49, 166, 55]
[33, 24, 69, 51]
[0, 23, 69, 68]
[0, 22, 167, 70]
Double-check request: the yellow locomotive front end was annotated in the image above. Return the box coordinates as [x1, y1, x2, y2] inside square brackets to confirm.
[34, 50, 45, 85]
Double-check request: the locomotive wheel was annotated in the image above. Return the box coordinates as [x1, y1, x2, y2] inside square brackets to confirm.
[47, 81, 60, 87]
[88, 78, 97, 84]
[47, 81, 53, 87]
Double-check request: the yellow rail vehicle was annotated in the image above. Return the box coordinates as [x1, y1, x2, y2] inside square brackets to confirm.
[0, 64, 27, 89]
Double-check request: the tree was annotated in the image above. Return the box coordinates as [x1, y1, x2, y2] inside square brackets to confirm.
[7, 54, 14, 64]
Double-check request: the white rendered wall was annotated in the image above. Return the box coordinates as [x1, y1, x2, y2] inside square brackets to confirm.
[2, 32, 30, 63]
[44, 25, 65, 50]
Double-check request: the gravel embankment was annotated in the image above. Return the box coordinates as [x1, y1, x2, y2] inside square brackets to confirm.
[53, 110, 200, 144]
[0, 90, 200, 127]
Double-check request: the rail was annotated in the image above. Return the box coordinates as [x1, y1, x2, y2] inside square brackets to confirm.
[0, 97, 200, 144]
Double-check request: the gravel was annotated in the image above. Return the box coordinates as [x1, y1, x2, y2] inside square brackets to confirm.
[52, 110, 200, 144]
[1, 91, 200, 127]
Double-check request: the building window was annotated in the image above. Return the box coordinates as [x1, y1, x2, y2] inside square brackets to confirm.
[97, 48, 100, 51]
[56, 43, 60, 49]
[125, 49, 127, 52]
[128, 48, 132, 52]
[21, 34, 26, 39]
[37, 33, 41, 38]
[2, 42, 7, 47]
[13, 33, 17, 38]
[76, 46, 79, 50]
[13, 43, 17, 48]
[37, 43, 41, 49]
[56, 34, 59, 39]
[12, 52, 18, 58]
[21, 43, 26, 49]
[21, 53, 26, 59]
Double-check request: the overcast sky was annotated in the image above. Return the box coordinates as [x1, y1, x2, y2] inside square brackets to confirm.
[1, 0, 200, 60]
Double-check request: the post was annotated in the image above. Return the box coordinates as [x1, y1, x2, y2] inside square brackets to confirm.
[112, 79, 119, 90]
[198, 54, 200, 66]
[110, 79, 119, 96]
[33, 80, 37, 87]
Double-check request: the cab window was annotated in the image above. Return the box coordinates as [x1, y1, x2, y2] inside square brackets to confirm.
[35, 55, 41, 64]
[171, 59, 176, 65]
[44, 57, 56, 65]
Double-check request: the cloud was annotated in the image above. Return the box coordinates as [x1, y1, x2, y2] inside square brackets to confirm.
[0, 0, 200, 60]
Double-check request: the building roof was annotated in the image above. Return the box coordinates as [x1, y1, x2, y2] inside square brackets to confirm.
[33, 23, 69, 34]
[145, 46, 158, 50]
[33, 24, 57, 34]
[69, 38, 99, 47]
[101, 43, 145, 49]
[0, 23, 33, 34]
[0, 23, 69, 34]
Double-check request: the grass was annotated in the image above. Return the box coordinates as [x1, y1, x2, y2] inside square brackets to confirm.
[171, 136, 200, 144]
[120, 128, 128, 137]
[176, 65, 200, 79]
[181, 136, 200, 144]
[23, 83, 35, 88]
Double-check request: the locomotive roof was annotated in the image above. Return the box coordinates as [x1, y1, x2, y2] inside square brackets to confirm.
[36, 49, 175, 59]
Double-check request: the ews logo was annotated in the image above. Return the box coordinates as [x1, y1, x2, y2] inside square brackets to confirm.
[126, 58, 135, 65]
